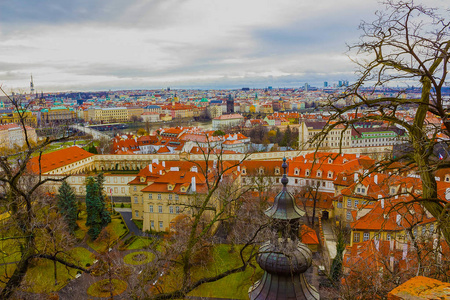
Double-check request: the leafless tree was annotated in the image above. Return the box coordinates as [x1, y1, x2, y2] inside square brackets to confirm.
[312, 1, 450, 243]
[0, 87, 90, 298]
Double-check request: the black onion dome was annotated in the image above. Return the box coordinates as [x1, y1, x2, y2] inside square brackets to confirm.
[257, 241, 312, 275]
[265, 157, 304, 220]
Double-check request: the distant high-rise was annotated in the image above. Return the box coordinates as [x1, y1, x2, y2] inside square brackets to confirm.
[304, 83, 309, 92]
[226, 94, 234, 114]
[324, 81, 328, 88]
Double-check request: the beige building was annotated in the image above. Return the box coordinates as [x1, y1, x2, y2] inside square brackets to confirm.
[299, 121, 351, 150]
[88, 107, 128, 123]
[0, 123, 37, 150]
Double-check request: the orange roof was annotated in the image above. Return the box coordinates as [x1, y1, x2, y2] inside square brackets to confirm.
[28, 146, 94, 174]
[300, 225, 319, 245]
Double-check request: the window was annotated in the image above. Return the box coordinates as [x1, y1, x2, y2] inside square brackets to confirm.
[158, 205, 163, 213]
[134, 197, 138, 203]
[175, 194, 179, 201]
[354, 200, 359, 207]
[151, 220, 154, 228]
[422, 226, 426, 236]
[414, 227, 418, 237]
[328, 171, 333, 178]
[133, 186, 137, 192]
[294, 168, 299, 175]
[337, 202, 342, 208]
[149, 205, 153, 213]
[158, 194, 161, 200]
[169, 194, 173, 200]
[305, 170, 310, 176]
[430, 224, 434, 233]
[346, 211, 351, 220]
[361, 188, 366, 193]
[363, 233, 370, 241]
[135, 210, 139, 217]
[169, 206, 173, 214]
[374, 234, 380, 240]
[353, 233, 360, 243]
[149, 194, 152, 199]
[159, 221, 163, 229]
[176, 206, 180, 214]
[357, 187, 361, 193]
[387, 233, 391, 241]
[347, 199, 352, 207]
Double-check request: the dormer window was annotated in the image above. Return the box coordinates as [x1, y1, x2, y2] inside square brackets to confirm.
[140, 177, 145, 182]
[294, 168, 299, 175]
[305, 169, 310, 176]
[328, 171, 333, 178]
[259, 168, 264, 175]
[168, 185, 173, 191]
[317, 171, 322, 177]
[343, 159, 348, 164]
[445, 175, 450, 182]
[242, 168, 246, 175]
[328, 158, 333, 164]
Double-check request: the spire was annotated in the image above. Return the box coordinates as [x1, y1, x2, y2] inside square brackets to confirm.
[264, 157, 304, 224]
[30, 74, 35, 95]
[249, 158, 319, 300]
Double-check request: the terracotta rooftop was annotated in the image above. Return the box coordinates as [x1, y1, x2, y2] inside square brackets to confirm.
[28, 146, 94, 174]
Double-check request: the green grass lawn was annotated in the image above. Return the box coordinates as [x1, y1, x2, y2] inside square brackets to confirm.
[0, 247, 94, 293]
[123, 251, 155, 265]
[188, 244, 263, 299]
[114, 203, 131, 208]
[0, 239, 23, 264]
[155, 244, 262, 299]
[87, 217, 128, 253]
[126, 237, 154, 250]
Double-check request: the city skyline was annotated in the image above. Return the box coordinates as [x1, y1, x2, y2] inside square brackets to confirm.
[0, 0, 446, 92]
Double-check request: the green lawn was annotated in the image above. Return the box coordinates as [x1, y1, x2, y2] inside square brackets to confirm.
[0, 239, 23, 264]
[155, 244, 262, 299]
[123, 251, 155, 265]
[126, 237, 154, 250]
[188, 245, 263, 299]
[87, 217, 128, 253]
[0, 247, 94, 293]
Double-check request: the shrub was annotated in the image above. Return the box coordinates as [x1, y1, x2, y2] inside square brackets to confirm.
[120, 203, 125, 208]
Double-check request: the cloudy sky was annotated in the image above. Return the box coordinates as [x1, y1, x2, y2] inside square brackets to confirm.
[0, 0, 444, 92]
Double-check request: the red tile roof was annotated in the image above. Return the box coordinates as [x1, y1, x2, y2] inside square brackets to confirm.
[28, 146, 94, 174]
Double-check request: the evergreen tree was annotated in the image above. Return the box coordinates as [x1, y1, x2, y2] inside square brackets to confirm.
[85, 177, 102, 240]
[281, 125, 292, 147]
[57, 180, 78, 233]
[96, 173, 111, 226]
[85, 173, 111, 240]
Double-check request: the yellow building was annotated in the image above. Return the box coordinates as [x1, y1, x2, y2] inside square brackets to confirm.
[88, 107, 128, 123]
[128, 161, 210, 232]
[41, 106, 76, 124]
[0, 109, 37, 127]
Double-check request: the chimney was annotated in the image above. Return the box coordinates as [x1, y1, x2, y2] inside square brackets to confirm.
[191, 166, 198, 173]
[375, 239, 379, 251]
[381, 198, 384, 209]
[152, 158, 159, 164]
[390, 256, 395, 272]
[237, 166, 240, 172]
[354, 172, 359, 182]
[149, 165, 151, 172]
[374, 174, 378, 184]
[396, 214, 401, 226]
[390, 239, 394, 251]
[162, 161, 165, 167]
[191, 176, 196, 192]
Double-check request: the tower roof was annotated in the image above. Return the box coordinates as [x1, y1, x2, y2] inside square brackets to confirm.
[264, 157, 304, 220]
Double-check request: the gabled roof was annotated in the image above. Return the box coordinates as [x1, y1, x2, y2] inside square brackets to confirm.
[28, 146, 94, 174]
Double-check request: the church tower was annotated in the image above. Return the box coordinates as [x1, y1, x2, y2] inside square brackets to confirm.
[249, 158, 320, 300]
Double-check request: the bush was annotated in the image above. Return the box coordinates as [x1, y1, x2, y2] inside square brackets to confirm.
[86, 263, 91, 267]
[120, 203, 125, 208]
